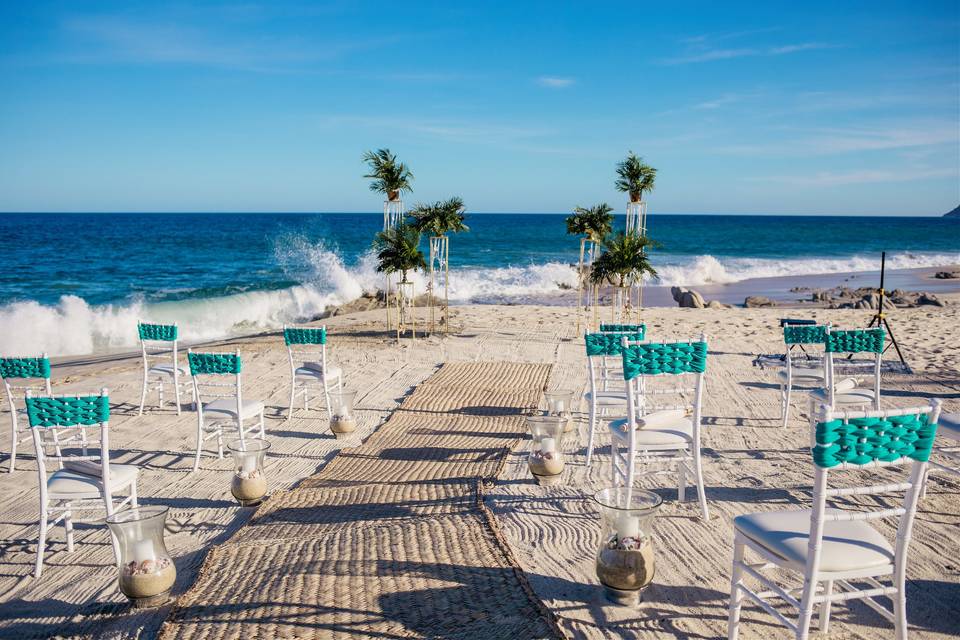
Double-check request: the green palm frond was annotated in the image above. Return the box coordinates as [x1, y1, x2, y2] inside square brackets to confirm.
[409, 197, 469, 237]
[362, 148, 414, 198]
[614, 152, 656, 202]
[372, 223, 427, 283]
[565, 203, 613, 243]
[590, 232, 660, 287]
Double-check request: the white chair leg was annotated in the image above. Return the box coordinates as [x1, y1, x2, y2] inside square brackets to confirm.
[174, 376, 182, 416]
[920, 467, 930, 500]
[258, 411, 265, 439]
[693, 446, 710, 521]
[158, 379, 165, 410]
[727, 538, 745, 640]
[323, 379, 332, 419]
[138, 372, 148, 416]
[192, 419, 204, 472]
[678, 458, 687, 503]
[35, 507, 48, 579]
[585, 399, 597, 467]
[894, 562, 909, 640]
[287, 380, 296, 421]
[819, 580, 833, 634]
[796, 584, 816, 640]
[782, 383, 792, 428]
[130, 482, 139, 508]
[304, 387, 310, 411]
[8, 420, 17, 473]
[64, 506, 74, 553]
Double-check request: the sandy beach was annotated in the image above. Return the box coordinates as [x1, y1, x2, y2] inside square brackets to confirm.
[0, 301, 958, 639]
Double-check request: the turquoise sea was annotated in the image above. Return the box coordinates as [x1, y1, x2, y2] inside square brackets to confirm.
[0, 212, 957, 354]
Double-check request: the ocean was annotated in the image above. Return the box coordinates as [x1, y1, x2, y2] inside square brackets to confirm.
[1, 212, 958, 355]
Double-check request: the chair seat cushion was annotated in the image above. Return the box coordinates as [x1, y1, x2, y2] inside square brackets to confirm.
[149, 363, 189, 377]
[608, 412, 693, 447]
[809, 386, 875, 406]
[775, 368, 823, 383]
[585, 391, 627, 406]
[48, 464, 139, 495]
[937, 413, 960, 443]
[202, 398, 264, 419]
[735, 508, 893, 573]
[295, 364, 342, 380]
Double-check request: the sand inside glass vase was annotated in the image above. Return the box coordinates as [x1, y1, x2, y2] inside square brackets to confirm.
[330, 415, 357, 434]
[596, 536, 655, 591]
[528, 449, 564, 476]
[119, 558, 176, 599]
[231, 469, 267, 502]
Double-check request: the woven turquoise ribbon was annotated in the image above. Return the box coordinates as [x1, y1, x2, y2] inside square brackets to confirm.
[622, 341, 707, 380]
[25, 395, 109, 427]
[188, 352, 241, 375]
[0, 357, 51, 380]
[783, 325, 827, 345]
[825, 328, 884, 354]
[585, 331, 645, 357]
[138, 323, 178, 341]
[599, 324, 645, 339]
[813, 413, 937, 468]
[284, 327, 326, 345]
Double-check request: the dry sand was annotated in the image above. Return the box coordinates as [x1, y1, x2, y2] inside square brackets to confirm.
[0, 301, 958, 639]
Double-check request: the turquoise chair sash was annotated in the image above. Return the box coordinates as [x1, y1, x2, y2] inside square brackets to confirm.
[825, 328, 885, 354]
[599, 324, 645, 339]
[24, 395, 109, 427]
[188, 352, 241, 375]
[622, 341, 708, 380]
[585, 332, 645, 357]
[783, 325, 827, 345]
[138, 323, 178, 341]
[284, 327, 326, 345]
[813, 413, 937, 468]
[0, 357, 51, 380]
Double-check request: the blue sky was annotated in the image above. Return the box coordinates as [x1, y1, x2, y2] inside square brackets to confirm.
[0, 1, 957, 215]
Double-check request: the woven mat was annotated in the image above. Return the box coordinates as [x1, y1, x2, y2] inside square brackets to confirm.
[159, 361, 561, 640]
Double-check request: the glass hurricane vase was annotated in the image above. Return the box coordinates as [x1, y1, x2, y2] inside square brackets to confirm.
[328, 389, 358, 436]
[104, 506, 176, 608]
[525, 415, 566, 483]
[593, 487, 662, 606]
[543, 390, 575, 433]
[227, 438, 270, 506]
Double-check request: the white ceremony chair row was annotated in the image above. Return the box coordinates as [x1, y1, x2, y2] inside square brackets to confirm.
[283, 325, 342, 420]
[188, 350, 264, 472]
[809, 327, 884, 417]
[609, 334, 710, 521]
[778, 323, 827, 428]
[24, 389, 139, 578]
[583, 328, 646, 468]
[728, 401, 942, 640]
[137, 320, 191, 416]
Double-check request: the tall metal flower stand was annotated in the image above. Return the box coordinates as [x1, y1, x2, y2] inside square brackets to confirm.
[576, 237, 600, 335]
[383, 198, 404, 331]
[395, 280, 416, 342]
[428, 235, 449, 334]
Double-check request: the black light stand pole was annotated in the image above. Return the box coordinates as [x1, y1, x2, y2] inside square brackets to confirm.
[866, 251, 908, 369]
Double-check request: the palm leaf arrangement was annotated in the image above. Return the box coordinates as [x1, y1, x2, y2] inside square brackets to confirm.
[373, 223, 427, 283]
[565, 203, 613, 244]
[590, 232, 659, 288]
[409, 197, 468, 237]
[615, 152, 656, 203]
[362, 148, 414, 201]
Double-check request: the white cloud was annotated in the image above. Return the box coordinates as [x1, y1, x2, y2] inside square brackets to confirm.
[769, 42, 838, 55]
[536, 76, 575, 88]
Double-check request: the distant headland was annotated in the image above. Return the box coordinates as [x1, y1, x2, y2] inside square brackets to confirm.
[945, 205, 960, 218]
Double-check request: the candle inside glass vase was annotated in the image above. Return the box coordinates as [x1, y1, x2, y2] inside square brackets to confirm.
[543, 390, 575, 433]
[328, 389, 358, 436]
[525, 415, 566, 481]
[227, 438, 270, 507]
[592, 487, 662, 606]
[104, 506, 176, 608]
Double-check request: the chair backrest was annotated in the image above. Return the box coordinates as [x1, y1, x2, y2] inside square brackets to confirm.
[585, 331, 645, 394]
[283, 325, 327, 371]
[823, 327, 884, 405]
[188, 350, 242, 415]
[805, 401, 941, 578]
[600, 323, 646, 339]
[24, 389, 113, 493]
[138, 321, 180, 370]
[782, 323, 828, 377]
[620, 336, 708, 431]
[1, 354, 53, 421]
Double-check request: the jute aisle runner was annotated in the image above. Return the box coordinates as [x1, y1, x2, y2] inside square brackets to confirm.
[159, 362, 563, 640]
